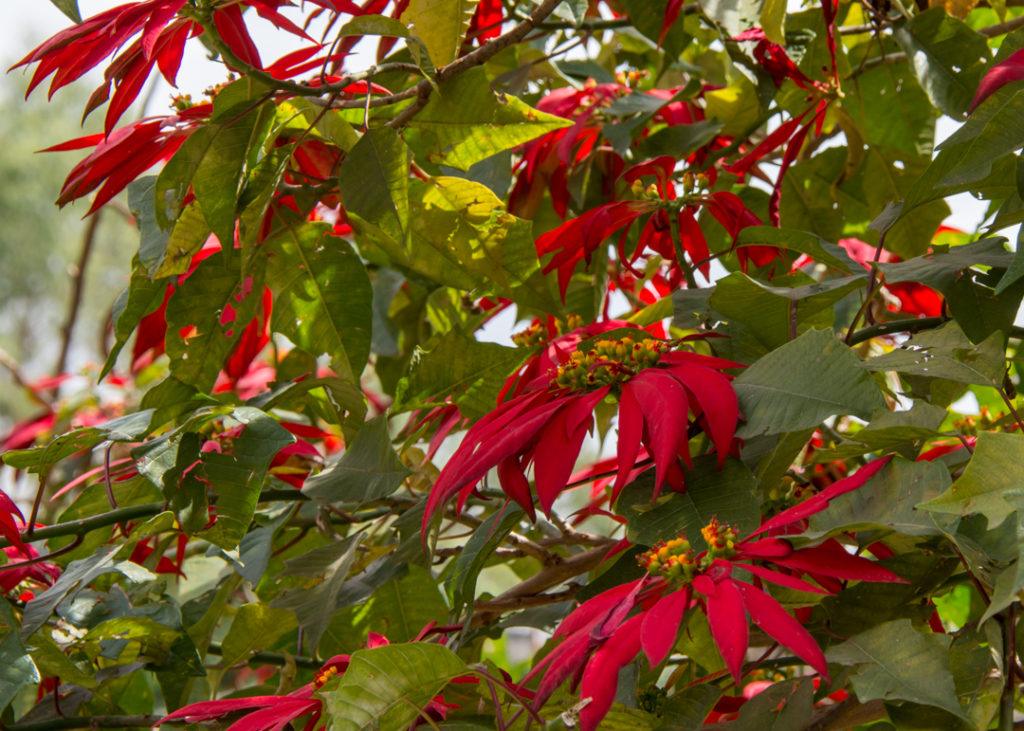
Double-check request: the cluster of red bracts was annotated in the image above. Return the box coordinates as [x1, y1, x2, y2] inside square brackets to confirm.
[528, 458, 902, 731]
[425, 322, 742, 528]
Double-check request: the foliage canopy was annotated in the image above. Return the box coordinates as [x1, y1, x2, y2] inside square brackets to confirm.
[5, 0, 1024, 729]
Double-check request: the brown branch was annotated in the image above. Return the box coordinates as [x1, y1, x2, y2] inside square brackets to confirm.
[4, 716, 164, 731]
[55, 211, 102, 376]
[472, 585, 580, 617]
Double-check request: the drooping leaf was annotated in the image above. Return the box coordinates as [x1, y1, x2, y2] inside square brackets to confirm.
[303, 416, 411, 506]
[619, 456, 760, 551]
[100, 264, 169, 379]
[218, 604, 297, 668]
[918, 431, 1024, 528]
[408, 67, 572, 170]
[708, 272, 866, 349]
[892, 8, 989, 120]
[339, 127, 409, 249]
[734, 329, 886, 438]
[21, 546, 155, 640]
[401, 0, 478, 66]
[199, 406, 295, 550]
[826, 619, 967, 719]
[445, 504, 523, 617]
[263, 222, 373, 385]
[271, 534, 362, 654]
[394, 330, 527, 418]
[323, 642, 469, 731]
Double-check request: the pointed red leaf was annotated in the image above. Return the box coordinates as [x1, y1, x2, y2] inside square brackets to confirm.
[733, 563, 828, 595]
[695, 575, 748, 683]
[214, 5, 263, 69]
[628, 369, 689, 493]
[736, 581, 828, 679]
[772, 543, 906, 584]
[749, 457, 891, 538]
[640, 587, 690, 668]
[970, 49, 1024, 114]
[578, 614, 644, 731]
[678, 207, 710, 278]
[553, 578, 645, 640]
[613, 382, 644, 498]
[497, 457, 536, 520]
[664, 364, 738, 467]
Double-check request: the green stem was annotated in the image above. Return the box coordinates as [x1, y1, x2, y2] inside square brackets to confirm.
[206, 641, 321, 670]
[1001, 605, 1018, 731]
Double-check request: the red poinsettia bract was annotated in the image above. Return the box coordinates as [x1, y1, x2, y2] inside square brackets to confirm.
[159, 632, 457, 731]
[525, 457, 901, 731]
[425, 322, 741, 527]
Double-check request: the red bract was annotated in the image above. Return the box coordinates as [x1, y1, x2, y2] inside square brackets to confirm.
[43, 103, 212, 214]
[159, 633, 458, 731]
[425, 323, 742, 527]
[0, 545, 61, 596]
[970, 48, 1024, 114]
[526, 458, 900, 731]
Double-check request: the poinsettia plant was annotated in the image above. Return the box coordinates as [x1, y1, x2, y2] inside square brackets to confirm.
[5, 0, 1024, 728]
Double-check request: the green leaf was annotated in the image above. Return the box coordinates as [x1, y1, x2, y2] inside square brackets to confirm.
[446, 504, 524, 617]
[802, 458, 953, 541]
[155, 201, 212, 278]
[820, 400, 947, 460]
[326, 566, 450, 652]
[730, 679, 813, 731]
[0, 632, 39, 713]
[47, 0, 80, 22]
[164, 249, 266, 391]
[918, 431, 1024, 528]
[408, 67, 572, 170]
[193, 105, 272, 247]
[395, 330, 526, 417]
[303, 416, 411, 506]
[100, 264, 169, 379]
[401, 0, 477, 66]
[129, 176, 172, 275]
[759, 0, 786, 45]
[323, 643, 469, 731]
[264, 222, 373, 385]
[619, 456, 761, 551]
[3, 410, 155, 475]
[860, 323, 1005, 387]
[737, 226, 857, 273]
[218, 603, 297, 668]
[200, 406, 295, 550]
[271, 534, 362, 653]
[892, 9, 989, 120]
[699, 0, 764, 36]
[708, 272, 866, 349]
[825, 619, 967, 720]
[405, 176, 541, 294]
[21, 546, 155, 640]
[339, 128, 409, 249]
[734, 329, 886, 438]
[878, 238, 1012, 293]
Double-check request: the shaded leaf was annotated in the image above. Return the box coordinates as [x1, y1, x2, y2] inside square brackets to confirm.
[401, 0, 477, 66]
[861, 322, 1005, 386]
[826, 619, 967, 719]
[446, 504, 523, 617]
[303, 416, 411, 506]
[218, 604, 297, 668]
[323, 643, 469, 731]
[918, 431, 1024, 528]
[264, 222, 373, 385]
[200, 406, 295, 550]
[734, 329, 886, 438]
[620, 456, 760, 551]
[408, 67, 571, 170]
[339, 127, 409, 248]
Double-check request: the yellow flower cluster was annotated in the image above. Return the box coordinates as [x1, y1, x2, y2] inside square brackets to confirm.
[553, 336, 665, 390]
[701, 517, 738, 559]
[638, 536, 698, 583]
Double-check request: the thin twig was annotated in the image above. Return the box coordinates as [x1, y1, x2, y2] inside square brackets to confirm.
[55, 211, 102, 376]
[0, 535, 83, 571]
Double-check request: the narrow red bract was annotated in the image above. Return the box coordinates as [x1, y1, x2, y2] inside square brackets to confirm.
[525, 458, 901, 731]
[425, 323, 741, 530]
